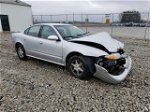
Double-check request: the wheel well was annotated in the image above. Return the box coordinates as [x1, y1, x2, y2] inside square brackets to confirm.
[15, 42, 21, 49]
[66, 52, 96, 74]
[66, 52, 83, 65]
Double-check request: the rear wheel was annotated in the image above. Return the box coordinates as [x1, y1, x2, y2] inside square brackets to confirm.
[67, 55, 91, 79]
[16, 44, 27, 60]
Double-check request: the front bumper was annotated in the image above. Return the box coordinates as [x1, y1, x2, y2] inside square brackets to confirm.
[93, 55, 132, 84]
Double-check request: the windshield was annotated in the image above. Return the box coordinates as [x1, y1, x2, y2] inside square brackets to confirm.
[54, 25, 87, 40]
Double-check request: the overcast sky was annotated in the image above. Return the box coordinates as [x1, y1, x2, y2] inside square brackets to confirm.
[22, 0, 150, 15]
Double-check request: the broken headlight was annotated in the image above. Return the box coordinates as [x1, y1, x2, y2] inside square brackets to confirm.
[105, 53, 121, 60]
[96, 54, 126, 75]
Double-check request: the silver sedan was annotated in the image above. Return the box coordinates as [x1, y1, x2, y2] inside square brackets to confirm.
[12, 23, 132, 84]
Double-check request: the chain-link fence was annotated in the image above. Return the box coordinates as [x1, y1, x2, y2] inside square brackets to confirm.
[33, 12, 150, 39]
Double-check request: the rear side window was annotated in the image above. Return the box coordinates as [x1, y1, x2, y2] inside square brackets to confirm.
[28, 26, 41, 37]
[24, 28, 29, 34]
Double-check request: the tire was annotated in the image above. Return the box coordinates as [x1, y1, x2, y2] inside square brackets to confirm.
[67, 55, 91, 80]
[16, 44, 28, 60]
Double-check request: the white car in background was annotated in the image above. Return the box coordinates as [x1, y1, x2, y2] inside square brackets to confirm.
[12, 23, 132, 84]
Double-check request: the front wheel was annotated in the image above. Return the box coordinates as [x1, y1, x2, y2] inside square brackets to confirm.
[67, 56, 91, 79]
[16, 44, 28, 60]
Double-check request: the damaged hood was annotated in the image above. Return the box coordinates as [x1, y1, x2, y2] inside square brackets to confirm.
[70, 32, 124, 52]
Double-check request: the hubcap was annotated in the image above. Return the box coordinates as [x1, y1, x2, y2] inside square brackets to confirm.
[71, 59, 84, 76]
[18, 47, 24, 58]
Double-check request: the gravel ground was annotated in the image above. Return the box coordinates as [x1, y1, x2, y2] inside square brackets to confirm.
[0, 32, 150, 112]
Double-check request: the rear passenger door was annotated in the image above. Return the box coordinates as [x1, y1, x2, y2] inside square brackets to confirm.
[37, 25, 63, 64]
[23, 25, 42, 57]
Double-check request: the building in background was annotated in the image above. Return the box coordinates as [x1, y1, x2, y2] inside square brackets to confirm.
[0, 0, 33, 32]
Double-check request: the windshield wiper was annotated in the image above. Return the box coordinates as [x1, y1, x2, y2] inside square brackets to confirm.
[77, 32, 89, 37]
[63, 36, 80, 40]
[63, 36, 78, 38]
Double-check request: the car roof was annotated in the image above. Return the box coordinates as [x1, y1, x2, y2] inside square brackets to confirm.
[34, 23, 71, 26]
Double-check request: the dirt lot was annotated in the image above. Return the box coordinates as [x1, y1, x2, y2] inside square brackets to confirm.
[0, 33, 150, 112]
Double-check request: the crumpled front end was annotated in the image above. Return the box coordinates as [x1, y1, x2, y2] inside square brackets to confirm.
[93, 54, 132, 84]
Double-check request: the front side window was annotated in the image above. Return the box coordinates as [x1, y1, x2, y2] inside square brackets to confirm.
[41, 26, 57, 39]
[28, 26, 41, 37]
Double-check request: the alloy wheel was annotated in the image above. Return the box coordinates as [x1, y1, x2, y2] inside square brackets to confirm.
[70, 59, 84, 77]
[18, 46, 24, 58]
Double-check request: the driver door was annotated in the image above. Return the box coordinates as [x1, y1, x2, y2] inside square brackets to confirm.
[37, 25, 63, 64]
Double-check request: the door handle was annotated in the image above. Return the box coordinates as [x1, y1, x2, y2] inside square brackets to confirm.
[39, 42, 43, 44]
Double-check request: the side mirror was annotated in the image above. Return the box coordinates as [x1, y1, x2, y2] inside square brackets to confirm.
[47, 35, 59, 41]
